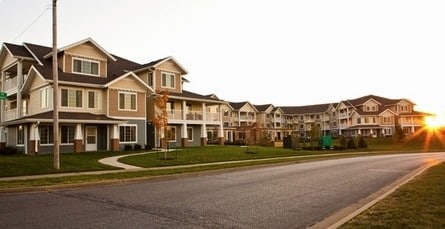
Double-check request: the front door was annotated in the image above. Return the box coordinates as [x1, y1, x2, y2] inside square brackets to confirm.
[85, 126, 97, 151]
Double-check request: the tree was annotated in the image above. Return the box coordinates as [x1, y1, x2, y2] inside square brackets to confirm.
[357, 135, 368, 148]
[152, 90, 169, 159]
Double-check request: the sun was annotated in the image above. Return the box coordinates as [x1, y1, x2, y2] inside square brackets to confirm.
[425, 114, 445, 130]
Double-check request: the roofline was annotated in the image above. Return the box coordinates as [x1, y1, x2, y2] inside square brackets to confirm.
[153, 56, 188, 74]
[23, 43, 43, 66]
[105, 71, 153, 92]
[43, 37, 117, 61]
[168, 95, 226, 104]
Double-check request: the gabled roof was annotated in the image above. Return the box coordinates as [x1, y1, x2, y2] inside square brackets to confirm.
[169, 90, 224, 103]
[254, 104, 273, 112]
[2, 43, 34, 59]
[280, 103, 331, 115]
[228, 101, 259, 112]
[134, 56, 188, 74]
[43, 37, 117, 61]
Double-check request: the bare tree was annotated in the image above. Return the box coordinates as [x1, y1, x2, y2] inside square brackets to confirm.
[152, 90, 169, 159]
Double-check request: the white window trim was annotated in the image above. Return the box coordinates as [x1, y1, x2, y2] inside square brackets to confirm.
[87, 90, 102, 110]
[118, 92, 137, 111]
[187, 127, 193, 142]
[40, 87, 50, 109]
[119, 124, 138, 143]
[161, 72, 175, 89]
[60, 125, 75, 145]
[61, 88, 83, 108]
[72, 57, 100, 76]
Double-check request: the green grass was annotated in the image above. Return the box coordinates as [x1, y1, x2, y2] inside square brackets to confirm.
[0, 151, 137, 177]
[341, 161, 445, 228]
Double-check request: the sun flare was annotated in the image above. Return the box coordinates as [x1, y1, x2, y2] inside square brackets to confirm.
[425, 114, 445, 130]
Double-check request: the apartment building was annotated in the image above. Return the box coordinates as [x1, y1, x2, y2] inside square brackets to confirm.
[0, 38, 225, 154]
[254, 104, 285, 141]
[280, 95, 425, 139]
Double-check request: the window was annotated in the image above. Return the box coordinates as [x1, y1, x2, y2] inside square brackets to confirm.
[166, 126, 176, 141]
[166, 101, 175, 114]
[357, 118, 361, 124]
[187, 127, 193, 141]
[73, 58, 99, 75]
[61, 89, 82, 108]
[88, 91, 101, 109]
[40, 88, 50, 108]
[223, 110, 229, 116]
[40, 125, 53, 144]
[17, 125, 24, 145]
[119, 125, 137, 143]
[161, 72, 175, 88]
[119, 92, 136, 110]
[61, 125, 75, 144]
[147, 72, 154, 87]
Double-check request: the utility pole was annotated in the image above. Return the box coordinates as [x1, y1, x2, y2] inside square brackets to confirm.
[52, 0, 60, 169]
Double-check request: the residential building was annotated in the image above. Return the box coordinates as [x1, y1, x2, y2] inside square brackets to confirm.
[0, 38, 225, 154]
[280, 95, 426, 139]
[254, 104, 285, 141]
[223, 101, 257, 144]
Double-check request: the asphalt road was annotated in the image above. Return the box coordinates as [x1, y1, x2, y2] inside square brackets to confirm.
[1, 152, 444, 229]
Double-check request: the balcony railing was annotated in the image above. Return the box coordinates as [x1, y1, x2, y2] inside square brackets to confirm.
[4, 78, 18, 95]
[167, 109, 221, 122]
[4, 109, 17, 122]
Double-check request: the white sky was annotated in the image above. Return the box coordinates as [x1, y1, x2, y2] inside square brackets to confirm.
[1, 0, 444, 114]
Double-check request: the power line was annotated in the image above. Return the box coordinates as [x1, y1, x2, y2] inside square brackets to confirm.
[13, 4, 51, 42]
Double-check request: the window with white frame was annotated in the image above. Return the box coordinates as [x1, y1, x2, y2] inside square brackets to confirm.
[40, 87, 50, 108]
[187, 127, 193, 141]
[61, 125, 75, 144]
[61, 88, 83, 108]
[166, 126, 176, 142]
[88, 91, 101, 109]
[147, 72, 154, 87]
[119, 125, 137, 143]
[119, 92, 136, 110]
[73, 58, 99, 76]
[39, 125, 53, 144]
[161, 72, 175, 88]
[17, 125, 24, 145]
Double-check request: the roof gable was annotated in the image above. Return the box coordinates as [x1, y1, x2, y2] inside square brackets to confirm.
[43, 38, 116, 61]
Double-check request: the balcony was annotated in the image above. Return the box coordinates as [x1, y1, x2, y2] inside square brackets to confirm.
[167, 109, 221, 122]
[4, 78, 18, 96]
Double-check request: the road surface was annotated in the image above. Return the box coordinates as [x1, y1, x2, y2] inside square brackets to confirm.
[1, 152, 444, 229]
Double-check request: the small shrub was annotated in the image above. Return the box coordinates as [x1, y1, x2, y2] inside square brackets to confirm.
[134, 144, 142, 150]
[0, 145, 19, 155]
[145, 144, 152, 150]
[347, 137, 357, 149]
[124, 144, 133, 151]
[339, 136, 347, 149]
[357, 135, 368, 148]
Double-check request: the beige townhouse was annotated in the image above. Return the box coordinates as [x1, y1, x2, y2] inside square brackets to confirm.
[280, 95, 425, 139]
[254, 104, 285, 142]
[222, 101, 257, 144]
[0, 38, 225, 154]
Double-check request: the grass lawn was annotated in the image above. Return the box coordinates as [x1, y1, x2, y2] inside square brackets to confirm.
[0, 151, 133, 177]
[341, 161, 445, 228]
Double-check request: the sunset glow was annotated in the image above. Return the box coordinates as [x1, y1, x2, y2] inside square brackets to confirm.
[425, 114, 445, 131]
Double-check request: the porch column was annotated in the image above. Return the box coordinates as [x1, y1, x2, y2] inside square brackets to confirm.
[28, 123, 40, 155]
[201, 103, 206, 121]
[110, 124, 120, 151]
[73, 124, 84, 153]
[0, 127, 6, 149]
[218, 123, 225, 145]
[1, 71, 4, 123]
[200, 124, 207, 146]
[182, 101, 187, 120]
[181, 123, 188, 147]
[16, 60, 23, 118]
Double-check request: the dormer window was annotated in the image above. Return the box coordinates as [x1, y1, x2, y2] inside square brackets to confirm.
[73, 58, 99, 76]
[161, 72, 175, 89]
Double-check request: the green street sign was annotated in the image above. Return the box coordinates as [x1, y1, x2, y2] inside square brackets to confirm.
[0, 92, 7, 100]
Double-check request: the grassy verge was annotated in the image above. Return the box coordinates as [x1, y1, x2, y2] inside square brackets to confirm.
[341, 161, 445, 228]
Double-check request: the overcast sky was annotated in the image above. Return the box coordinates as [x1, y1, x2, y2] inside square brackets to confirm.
[1, 0, 444, 114]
